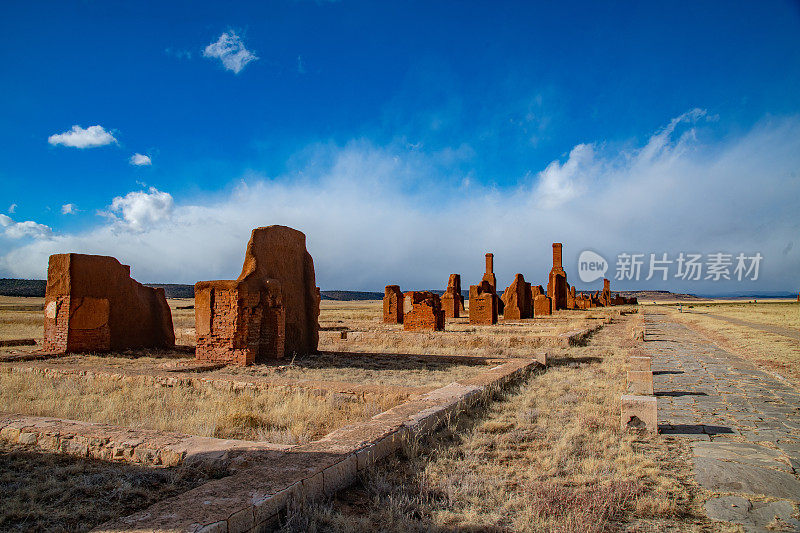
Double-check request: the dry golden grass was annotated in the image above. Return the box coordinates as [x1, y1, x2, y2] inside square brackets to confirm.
[278, 313, 713, 532]
[681, 301, 800, 329]
[0, 371, 405, 444]
[0, 439, 226, 532]
[0, 297, 43, 341]
[671, 305, 800, 387]
[224, 352, 492, 389]
[319, 300, 612, 358]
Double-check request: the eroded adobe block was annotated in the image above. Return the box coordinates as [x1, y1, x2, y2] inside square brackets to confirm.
[441, 274, 465, 319]
[533, 294, 552, 317]
[403, 291, 445, 331]
[469, 281, 498, 325]
[43, 254, 174, 353]
[620, 395, 657, 434]
[195, 225, 318, 364]
[501, 273, 531, 320]
[383, 285, 404, 324]
[627, 370, 654, 395]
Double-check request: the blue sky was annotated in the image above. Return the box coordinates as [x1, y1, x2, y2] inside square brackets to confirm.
[1, 1, 799, 293]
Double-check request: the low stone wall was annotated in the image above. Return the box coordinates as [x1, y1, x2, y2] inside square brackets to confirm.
[93, 358, 541, 532]
[0, 413, 290, 468]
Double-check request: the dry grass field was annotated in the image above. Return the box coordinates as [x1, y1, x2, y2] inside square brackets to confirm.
[666, 302, 800, 387]
[0, 371, 405, 444]
[0, 440, 226, 532]
[278, 312, 716, 532]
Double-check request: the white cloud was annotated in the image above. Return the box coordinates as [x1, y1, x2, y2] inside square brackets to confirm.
[534, 143, 597, 208]
[61, 203, 78, 215]
[105, 187, 174, 231]
[48, 125, 118, 149]
[0, 213, 52, 240]
[8, 204, 16, 214]
[203, 31, 258, 74]
[3, 112, 799, 294]
[129, 153, 152, 166]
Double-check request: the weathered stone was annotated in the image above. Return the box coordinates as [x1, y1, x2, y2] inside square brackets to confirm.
[383, 285, 404, 324]
[627, 370, 654, 395]
[43, 254, 174, 353]
[704, 496, 800, 532]
[195, 226, 318, 365]
[693, 456, 800, 499]
[620, 394, 657, 434]
[629, 356, 652, 372]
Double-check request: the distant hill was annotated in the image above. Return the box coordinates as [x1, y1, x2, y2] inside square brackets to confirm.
[319, 290, 384, 300]
[2, 279, 790, 302]
[0, 279, 46, 297]
[0, 279, 384, 301]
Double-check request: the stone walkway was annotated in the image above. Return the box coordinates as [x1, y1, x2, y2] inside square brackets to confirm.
[643, 309, 800, 532]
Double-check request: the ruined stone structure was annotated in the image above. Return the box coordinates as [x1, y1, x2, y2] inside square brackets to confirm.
[43, 254, 174, 353]
[575, 292, 592, 310]
[195, 226, 319, 365]
[547, 243, 568, 311]
[567, 285, 577, 309]
[533, 293, 552, 316]
[403, 291, 445, 331]
[383, 285, 404, 323]
[469, 281, 498, 325]
[601, 278, 611, 307]
[441, 274, 465, 319]
[501, 273, 532, 320]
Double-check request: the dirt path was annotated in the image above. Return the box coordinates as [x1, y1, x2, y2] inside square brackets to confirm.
[694, 311, 800, 342]
[643, 309, 800, 531]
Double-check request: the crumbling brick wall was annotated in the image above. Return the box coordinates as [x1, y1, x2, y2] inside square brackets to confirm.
[383, 285, 404, 323]
[195, 280, 285, 365]
[533, 294, 552, 316]
[42, 254, 174, 354]
[195, 225, 318, 365]
[403, 291, 445, 331]
[469, 281, 498, 325]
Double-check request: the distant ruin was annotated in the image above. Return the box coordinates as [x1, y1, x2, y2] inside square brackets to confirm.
[441, 274, 465, 319]
[403, 291, 445, 331]
[195, 225, 319, 365]
[547, 243, 568, 311]
[469, 280, 498, 324]
[502, 273, 532, 320]
[43, 254, 174, 353]
[383, 285, 404, 323]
